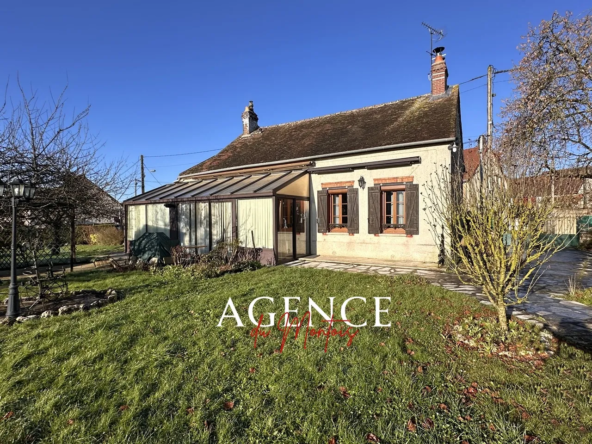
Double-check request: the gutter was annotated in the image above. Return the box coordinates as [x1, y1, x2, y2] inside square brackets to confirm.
[178, 137, 455, 179]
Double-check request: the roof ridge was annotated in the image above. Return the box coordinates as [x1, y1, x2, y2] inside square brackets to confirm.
[259, 93, 432, 130]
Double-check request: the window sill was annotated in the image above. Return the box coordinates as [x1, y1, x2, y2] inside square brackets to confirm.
[374, 233, 412, 237]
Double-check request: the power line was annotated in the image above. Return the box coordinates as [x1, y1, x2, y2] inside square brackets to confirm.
[458, 74, 487, 85]
[145, 165, 162, 185]
[143, 149, 220, 158]
[461, 83, 487, 93]
[457, 67, 514, 86]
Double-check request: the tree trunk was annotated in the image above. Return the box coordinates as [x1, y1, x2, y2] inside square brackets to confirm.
[496, 303, 509, 332]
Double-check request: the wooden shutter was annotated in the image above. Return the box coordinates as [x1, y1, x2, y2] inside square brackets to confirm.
[347, 188, 359, 234]
[317, 189, 328, 233]
[405, 183, 419, 235]
[368, 186, 381, 234]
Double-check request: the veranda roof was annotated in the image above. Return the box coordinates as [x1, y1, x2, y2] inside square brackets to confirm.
[124, 170, 307, 205]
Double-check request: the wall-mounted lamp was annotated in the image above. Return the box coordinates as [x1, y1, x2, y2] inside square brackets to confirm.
[448, 142, 458, 153]
[358, 176, 366, 189]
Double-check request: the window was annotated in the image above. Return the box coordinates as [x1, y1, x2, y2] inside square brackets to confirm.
[329, 191, 348, 232]
[317, 188, 359, 235]
[382, 187, 405, 233]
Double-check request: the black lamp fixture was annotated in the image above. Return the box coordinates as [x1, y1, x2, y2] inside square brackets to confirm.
[4, 178, 38, 322]
[448, 141, 458, 153]
[10, 178, 25, 198]
[358, 176, 366, 189]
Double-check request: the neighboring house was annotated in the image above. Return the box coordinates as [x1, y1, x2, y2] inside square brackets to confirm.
[75, 177, 123, 227]
[518, 167, 592, 209]
[123, 51, 464, 264]
[462, 145, 503, 198]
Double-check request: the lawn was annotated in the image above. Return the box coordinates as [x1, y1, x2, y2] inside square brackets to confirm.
[75, 244, 124, 261]
[0, 267, 590, 443]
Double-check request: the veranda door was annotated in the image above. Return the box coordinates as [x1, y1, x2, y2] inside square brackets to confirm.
[277, 198, 309, 263]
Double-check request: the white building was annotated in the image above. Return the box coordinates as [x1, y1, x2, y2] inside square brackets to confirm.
[124, 51, 464, 264]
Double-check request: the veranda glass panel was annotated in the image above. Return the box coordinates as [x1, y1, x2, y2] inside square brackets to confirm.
[211, 201, 232, 246]
[278, 198, 294, 263]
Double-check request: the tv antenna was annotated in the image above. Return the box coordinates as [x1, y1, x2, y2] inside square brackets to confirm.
[421, 22, 445, 67]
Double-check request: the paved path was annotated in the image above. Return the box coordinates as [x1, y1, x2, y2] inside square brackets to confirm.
[287, 250, 592, 351]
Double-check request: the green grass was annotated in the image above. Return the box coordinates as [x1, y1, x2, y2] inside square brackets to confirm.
[75, 244, 124, 261]
[0, 267, 590, 443]
[562, 287, 592, 306]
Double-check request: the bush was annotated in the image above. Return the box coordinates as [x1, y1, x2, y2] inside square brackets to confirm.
[77, 225, 123, 245]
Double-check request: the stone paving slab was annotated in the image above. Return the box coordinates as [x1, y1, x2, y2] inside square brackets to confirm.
[287, 251, 592, 351]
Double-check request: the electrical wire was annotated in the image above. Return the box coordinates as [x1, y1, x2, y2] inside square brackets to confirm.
[461, 83, 487, 93]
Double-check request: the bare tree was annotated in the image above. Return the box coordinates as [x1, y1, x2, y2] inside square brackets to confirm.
[500, 11, 592, 174]
[0, 78, 133, 285]
[423, 163, 567, 333]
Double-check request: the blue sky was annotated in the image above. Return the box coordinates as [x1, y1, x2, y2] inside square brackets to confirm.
[0, 1, 589, 197]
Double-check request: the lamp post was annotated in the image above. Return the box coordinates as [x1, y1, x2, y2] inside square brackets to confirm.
[3, 178, 36, 321]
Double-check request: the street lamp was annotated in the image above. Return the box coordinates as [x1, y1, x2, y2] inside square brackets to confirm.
[3, 178, 37, 322]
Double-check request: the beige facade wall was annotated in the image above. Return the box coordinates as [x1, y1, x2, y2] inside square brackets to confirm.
[310, 144, 453, 263]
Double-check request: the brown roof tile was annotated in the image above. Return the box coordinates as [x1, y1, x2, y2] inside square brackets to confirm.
[462, 146, 480, 182]
[180, 86, 460, 177]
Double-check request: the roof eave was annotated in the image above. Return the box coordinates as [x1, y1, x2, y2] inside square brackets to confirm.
[179, 136, 456, 180]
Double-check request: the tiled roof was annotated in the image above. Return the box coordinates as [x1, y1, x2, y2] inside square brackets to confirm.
[462, 146, 480, 182]
[180, 86, 460, 177]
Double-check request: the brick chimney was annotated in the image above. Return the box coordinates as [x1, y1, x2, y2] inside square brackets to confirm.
[242, 101, 259, 135]
[431, 49, 448, 96]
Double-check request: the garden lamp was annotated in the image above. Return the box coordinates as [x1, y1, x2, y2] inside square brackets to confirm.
[10, 178, 25, 198]
[23, 183, 37, 200]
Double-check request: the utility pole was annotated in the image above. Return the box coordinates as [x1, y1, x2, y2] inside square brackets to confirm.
[140, 155, 145, 194]
[487, 65, 494, 152]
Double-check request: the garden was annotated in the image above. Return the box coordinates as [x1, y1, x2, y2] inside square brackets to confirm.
[0, 263, 590, 443]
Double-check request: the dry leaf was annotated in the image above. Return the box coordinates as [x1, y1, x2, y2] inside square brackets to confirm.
[422, 418, 435, 430]
[438, 403, 448, 411]
[407, 350, 415, 356]
[339, 386, 351, 399]
[187, 407, 194, 415]
[366, 432, 380, 442]
[119, 405, 129, 411]
[67, 419, 74, 425]
[223, 401, 234, 411]
[379, 342, 385, 346]
[249, 368, 256, 373]
[423, 386, 432, 394]
[2, 412, 14, 421]
[328, 437, 337, 444]
[406, 418, 417, 433]
[417, 366, 424, 373]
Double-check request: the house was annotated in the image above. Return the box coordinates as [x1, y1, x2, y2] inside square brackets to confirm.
[462, 144, 503, 198]
[123, 50, 464, 264]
